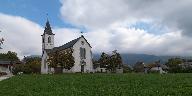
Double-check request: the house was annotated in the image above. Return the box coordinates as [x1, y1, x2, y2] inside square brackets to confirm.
[95, 67, 107, 73]
[0, 61, 14, 74]
[41, 20, 93, 74]
[94, 63, 123, 73]
[145, 63, 168, 74]
[179, 62, 192, 69]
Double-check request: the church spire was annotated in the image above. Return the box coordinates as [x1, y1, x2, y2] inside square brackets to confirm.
[45, 13, 50, 29]
[45, 20, 51, 29]
[43, 18, 54, 35]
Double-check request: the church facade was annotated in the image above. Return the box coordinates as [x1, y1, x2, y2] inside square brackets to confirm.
[41, 20, 93, 74]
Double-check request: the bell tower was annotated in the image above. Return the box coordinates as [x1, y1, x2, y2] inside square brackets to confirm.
[41, 20, 55, 51]
[41, 19, 55, 74]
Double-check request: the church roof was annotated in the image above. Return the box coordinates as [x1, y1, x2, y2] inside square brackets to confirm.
[43, 20, 54, 35]
[53, 36, 81, 51]
[46, 35, 92, 53]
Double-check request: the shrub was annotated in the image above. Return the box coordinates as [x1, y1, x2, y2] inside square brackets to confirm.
[123, 64, 132, 73]
[0, 72, 7, 76]
[12, 64, 24, 75]
[12, 63, 40, 75]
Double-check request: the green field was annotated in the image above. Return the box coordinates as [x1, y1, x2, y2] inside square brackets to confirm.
[0, 74, 192, 96]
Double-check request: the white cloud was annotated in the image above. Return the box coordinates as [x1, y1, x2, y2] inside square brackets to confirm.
[59, 0, 192, 56]
[60, 0, 192, 35]
[0, 13, 84, 59]
[0, 13, 43, 58]
[1, 0, 192, 59]
[85, 24, 192, 56]
[53, 28, 81, 47]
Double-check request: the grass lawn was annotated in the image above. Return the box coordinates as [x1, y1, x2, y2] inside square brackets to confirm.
[0, 73, 192, 96]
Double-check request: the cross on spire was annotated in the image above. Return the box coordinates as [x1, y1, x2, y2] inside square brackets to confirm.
[43, 14, 54, 35]
[46, 13, 49, 21]
[80, 31, 84, 37]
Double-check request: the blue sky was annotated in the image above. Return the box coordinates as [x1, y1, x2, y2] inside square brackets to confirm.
[0, 0, 164, 34]
[0, 0, 153, 32]
[130, 21, 167, 35]
[0, 0, 74, 28]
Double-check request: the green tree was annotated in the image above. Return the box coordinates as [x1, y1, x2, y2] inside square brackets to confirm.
[123, 64, 132, 73]
[48, 51, 60, 68]
[98, 51, 123, 72]
[59, 51, 75, 70]
[93, 59, 99, 69]
[166, 58, 183, 73]
[166, 58, 182, 67]
[24, 56, 41, 64]
[25, 56, 41, 73]
[12, 56, 41, 74]
[7, 51, 19, 61]
[0, 51, 19, 61]
[48, 50, 75, 71]
[133, 61, 145, 72]
[99, 52, 110, 69]
[110, 50, 123, 72]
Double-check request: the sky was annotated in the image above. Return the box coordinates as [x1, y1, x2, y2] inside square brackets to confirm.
[0, 0, 192, 58]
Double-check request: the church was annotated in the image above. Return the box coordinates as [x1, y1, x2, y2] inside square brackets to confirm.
[41, 20, 93, 74]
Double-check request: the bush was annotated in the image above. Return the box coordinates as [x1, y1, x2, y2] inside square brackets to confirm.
[12, 63, 40, 75]
[123, 64, 132, 73]
[12, 64, 23, 75]
[133, 62, 144, 72]
[168, 65, 192, 73]
[0, 72, 7, 76]
[148, 70, 160, 74]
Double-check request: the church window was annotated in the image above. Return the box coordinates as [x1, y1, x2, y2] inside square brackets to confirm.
[90, 50, 92, 58]
[80, 47, 86, 59]
[42, 37, 45, 43]
[81, 41, 84, 45]
[48, 36, 51, 43]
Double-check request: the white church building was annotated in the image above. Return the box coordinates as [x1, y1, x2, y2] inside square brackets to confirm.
[41, 20, 93, 74]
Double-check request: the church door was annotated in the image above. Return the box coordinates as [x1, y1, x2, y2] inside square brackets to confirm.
[81, 60, 86, 73]
[81, 65, 84, 73]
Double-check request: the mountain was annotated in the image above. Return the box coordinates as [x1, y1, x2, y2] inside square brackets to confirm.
[30, 54, 191, 67]
[93, 53, 181, 66]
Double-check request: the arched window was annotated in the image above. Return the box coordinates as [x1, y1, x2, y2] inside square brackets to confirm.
[48, 36, 51, 43]
[80, 47, 86, 59]
[42, 37, 45, 43]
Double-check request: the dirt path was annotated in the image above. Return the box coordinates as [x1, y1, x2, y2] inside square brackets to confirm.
[0, 75, 13, 81]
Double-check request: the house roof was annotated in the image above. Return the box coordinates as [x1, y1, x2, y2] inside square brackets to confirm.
[46, 35, 92, 53]
[145, 63, 168, 69]
[0, 61, 14, 65]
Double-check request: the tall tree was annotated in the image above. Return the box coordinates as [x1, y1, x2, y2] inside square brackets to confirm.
[98, 51, 123, 72]
[110, 50, 123, 72]
[99, 52, 110, 69]
[62, 51, 75, 70]
[48, 50, 75, 70]
[0, 51, 19, 61]
[133, 61, 145, 72]
[13, 56, 41, 74]
[166, 58, 182, 67]
[24, 56, 41, 73]
[166, 58, 183, 73]
[23, 56, 41, 64]
[7, 51, 19, 61]
[48, 51, 60, 68]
